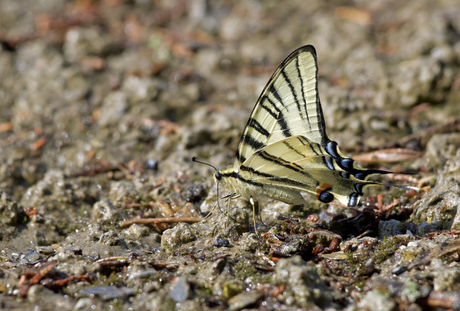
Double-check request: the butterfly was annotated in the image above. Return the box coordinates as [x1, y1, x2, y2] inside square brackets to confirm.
[195, 45, 407, 231]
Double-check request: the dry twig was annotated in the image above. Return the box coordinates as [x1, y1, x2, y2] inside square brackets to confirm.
[120, 217, 201, 227]
[19, 262, 56, 297]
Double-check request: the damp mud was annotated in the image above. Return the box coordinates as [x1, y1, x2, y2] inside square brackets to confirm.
[1, 0, 460, 310]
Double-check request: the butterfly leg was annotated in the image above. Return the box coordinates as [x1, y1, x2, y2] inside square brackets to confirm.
[257, 210, 268, 231]
[204, 201, 218, 220]
[226, 193, 240, 228]
[250, 197, 259, 234]
[204, 193, 231, 220]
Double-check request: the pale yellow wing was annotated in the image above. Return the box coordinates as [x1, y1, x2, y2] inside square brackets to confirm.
[234, 45, 328, 171]
[239, 135, 384, 207]
[225, 45, 391, 207]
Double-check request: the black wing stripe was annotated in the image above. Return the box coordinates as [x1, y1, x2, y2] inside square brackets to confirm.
[239, 165, 316, 188]
[219, 171, 263, 187]
[247, 117, 270, 137]
[269, 83, 297, 136]
[235, 149, 246, 164]
[281, 68, 302, 116]
[295, 56, 311, 130]
[260, 100, 278, 119]
[269, 84, 286, 108]
[265, 96, 292, 137]
[220, 170, 311, 188]
[305, 138, 319, 155]
[243, 134, 265, 151]
[256, 150, 313, 178]
[283, 140, 306, 158]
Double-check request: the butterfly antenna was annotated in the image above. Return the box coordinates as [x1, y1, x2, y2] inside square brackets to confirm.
[191, 157, 223, 215]
[191, 156, 218, 171]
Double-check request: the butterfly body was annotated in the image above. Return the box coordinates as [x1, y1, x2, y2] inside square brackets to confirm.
[216, 165, 307, 206]
[214, 45, 391, 221]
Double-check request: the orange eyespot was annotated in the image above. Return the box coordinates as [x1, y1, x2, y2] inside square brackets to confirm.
[316, 183, 332, 196]
[317, 183, 334, 203]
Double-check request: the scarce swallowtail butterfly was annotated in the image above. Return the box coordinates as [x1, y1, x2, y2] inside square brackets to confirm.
[197, 45, 408, 230]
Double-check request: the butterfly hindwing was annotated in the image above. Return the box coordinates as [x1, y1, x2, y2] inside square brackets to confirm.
[234, 45, 329, 171]
[239, 135, 376, 207]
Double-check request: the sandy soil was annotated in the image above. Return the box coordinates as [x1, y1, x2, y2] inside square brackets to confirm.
[1, 0, 460, 310]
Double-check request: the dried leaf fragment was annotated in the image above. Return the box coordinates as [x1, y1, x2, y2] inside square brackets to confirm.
[353, 148, 423, 164]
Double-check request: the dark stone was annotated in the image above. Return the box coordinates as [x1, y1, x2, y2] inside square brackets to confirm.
[145, 159, 159, 170]
[185, 184, 207, 203]
[392, 265, 408, 275]
[213, 238, 231, 248]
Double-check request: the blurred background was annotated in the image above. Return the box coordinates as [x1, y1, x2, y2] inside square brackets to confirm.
[1, 1, 460, 309]
[1, 0, 459, 198]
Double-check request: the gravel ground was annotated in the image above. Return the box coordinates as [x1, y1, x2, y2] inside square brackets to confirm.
[1, 0, 460, 310]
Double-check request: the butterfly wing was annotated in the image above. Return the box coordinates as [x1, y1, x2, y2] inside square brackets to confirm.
[229, 45, 391, 207]
[239, 136, 380, 207]
[234, 45, 329, 170]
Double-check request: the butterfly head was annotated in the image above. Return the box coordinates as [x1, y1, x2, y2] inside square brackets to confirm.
[191, 156, 224, 211]
[213, 167, 235, 186]
[191, 157, 228, 184]
[191, 157, 235, 195]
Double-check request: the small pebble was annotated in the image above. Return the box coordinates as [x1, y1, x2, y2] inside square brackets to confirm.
[35, 246, 55, 255]
[152, 246, 161, 254]
[170, 276, 190, 303]
[392, 265, 408, 275]
[145, 159, 159, 170]
[228, 290, 263, 311]
[21, 251, 43, 265]
[213, 238, 231, 248]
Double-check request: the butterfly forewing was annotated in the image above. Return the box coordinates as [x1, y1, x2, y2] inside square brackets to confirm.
[234, 45, 328, 171]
